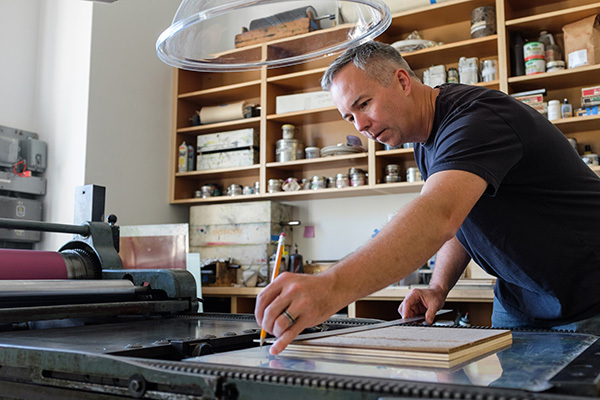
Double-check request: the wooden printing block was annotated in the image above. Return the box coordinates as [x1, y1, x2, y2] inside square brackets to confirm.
[234, 18, 318, 48]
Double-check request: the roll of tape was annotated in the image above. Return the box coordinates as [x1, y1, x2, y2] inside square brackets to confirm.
[199, 101, 247, 124]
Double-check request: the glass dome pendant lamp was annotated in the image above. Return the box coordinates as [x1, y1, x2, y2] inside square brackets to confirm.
[156, 0, 391, 72]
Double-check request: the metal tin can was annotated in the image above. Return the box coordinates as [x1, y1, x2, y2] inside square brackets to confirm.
[406, 167, 422, 183]
[350, 169, 366, 187]
[254, 181, 260, 194]
[276, 139, 303, 162]
[481, 59, 497, 82]
[200, 185, 214, 198]
[546, 60, 565, 73]
[301, 178, 310, 190]
[470, 6, 496, 38]
[336, 173, 349, 188]
[326, 177, 336, 188]
[386, 164, 400, 175]
[226, 184, 242, 196]
[385, 174, 401, 183]
[311, 176, 326, 190]
[268, 179, 283, 193]
[305, 146, 320, 159]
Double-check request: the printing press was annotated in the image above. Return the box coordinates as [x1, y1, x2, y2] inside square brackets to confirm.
[0, 200, 599, 399]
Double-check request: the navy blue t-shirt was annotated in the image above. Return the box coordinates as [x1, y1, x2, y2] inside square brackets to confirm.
[414, 84, 600, 326]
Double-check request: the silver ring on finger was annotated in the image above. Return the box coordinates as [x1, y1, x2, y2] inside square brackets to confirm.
[282, 310, 296, 327]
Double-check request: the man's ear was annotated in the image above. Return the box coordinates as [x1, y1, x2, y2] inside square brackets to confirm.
[395, 68, 412, 94]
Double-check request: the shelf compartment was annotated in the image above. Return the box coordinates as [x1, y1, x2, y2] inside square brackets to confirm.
[507, 64, 600, 93]
[505, 2, 600, 33]
[402, 35, 499, 71]
[266, 68, 328, 91]
[265, 154, 368, 188]
[374, 149, 419, 185]
[265, 117, 360, 164]
[175, 165, 260, 179]
[176, 81, 261, 130]
[267, 55, 337, 79]
[172, 166, 260, 202]
[171, 193, 263, 205]
[267, 107, 342, 125]
[266, 153, 368, 171]
[262, 181, 424, 201]
[174, 180, 423, 204]
[177, 118, 260, 135]
[176, 68, 261, 93]
[504, 0, 599, 20]
[384, 0, 496, 37]
[178, 80, 261, 105]
[554, 115, 600, 135]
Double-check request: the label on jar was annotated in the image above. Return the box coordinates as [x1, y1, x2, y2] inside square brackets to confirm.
[525, 59, 546, 75]
[523, 42, 545, 61]
[548, 100, 561, 121]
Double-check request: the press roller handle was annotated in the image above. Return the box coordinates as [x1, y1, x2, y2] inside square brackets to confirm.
[0, 217, 90, 236]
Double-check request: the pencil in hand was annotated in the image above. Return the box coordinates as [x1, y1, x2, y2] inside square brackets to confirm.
[260, 232, 286, 346]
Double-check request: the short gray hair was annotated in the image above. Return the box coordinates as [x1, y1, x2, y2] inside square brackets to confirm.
[321, 41, 417, 91]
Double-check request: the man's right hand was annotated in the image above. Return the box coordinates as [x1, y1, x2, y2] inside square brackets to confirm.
[398, 287, 447, 325]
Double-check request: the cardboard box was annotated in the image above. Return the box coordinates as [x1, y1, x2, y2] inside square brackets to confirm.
[276, 91, 334, 114]
[197, 128, 258, 153]
[514, 94, 544, 104]
[196, 147, 258, 170]
[582, 85, 600, 98]
[190, 201, 293, 276]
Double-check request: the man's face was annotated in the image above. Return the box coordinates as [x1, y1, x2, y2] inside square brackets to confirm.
[330, 64, 414, 148]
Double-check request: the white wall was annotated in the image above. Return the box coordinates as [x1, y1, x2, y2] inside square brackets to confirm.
[35, 0, 94, 250]
[85, 0, 186, 229]
[284, 192, 420, 262]
[0, 0, 419, 262]
[0, 0, 41, 132]
[0, 0, 186, 250]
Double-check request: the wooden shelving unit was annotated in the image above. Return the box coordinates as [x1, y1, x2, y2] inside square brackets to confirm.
[171, 0, 600, 205]
[172, 0, 600, 323]
[202, 284, 494, 325]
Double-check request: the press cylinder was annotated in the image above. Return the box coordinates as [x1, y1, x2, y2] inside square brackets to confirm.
[0, 249, 100, 280]
[0, 280, 137, 308]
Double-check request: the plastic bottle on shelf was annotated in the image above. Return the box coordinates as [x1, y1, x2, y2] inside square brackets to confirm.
[548, 100, 561, 121]
[561, 99, 573, 119]
[178, 142, 188, 172]
[187, 143, 195, 171]
[481, 59, 497, 82]
[538, 30, 562, 63]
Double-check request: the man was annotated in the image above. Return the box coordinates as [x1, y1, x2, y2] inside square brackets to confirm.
[255, 41, 600, 355]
